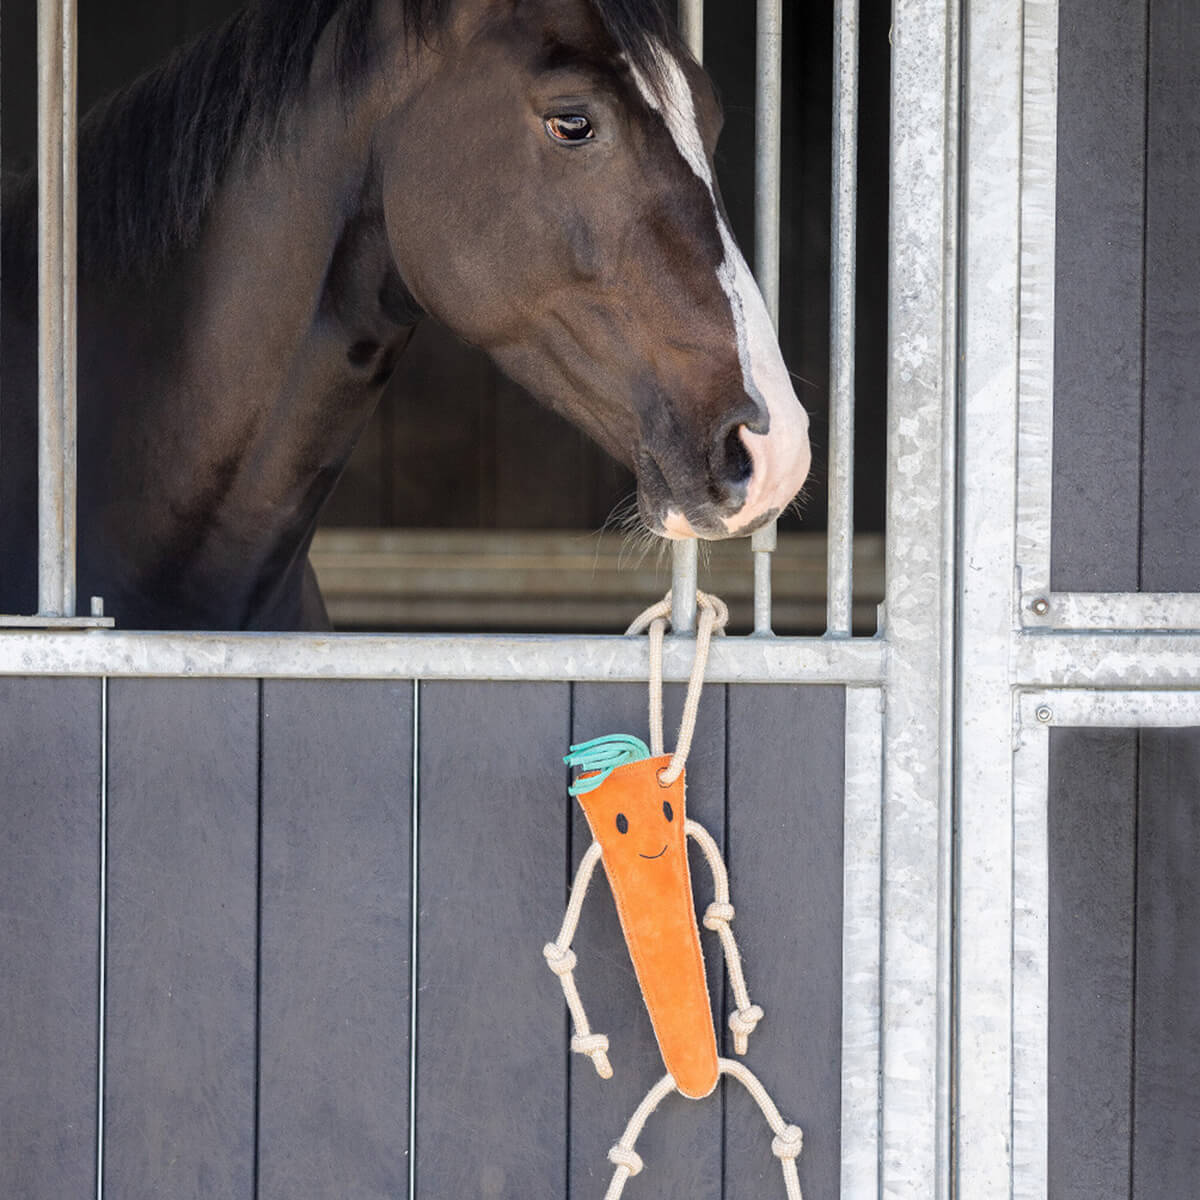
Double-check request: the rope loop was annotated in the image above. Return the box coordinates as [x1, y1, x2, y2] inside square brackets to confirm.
[625, 588, 730, 784]
[607, 1145, 644, 1176]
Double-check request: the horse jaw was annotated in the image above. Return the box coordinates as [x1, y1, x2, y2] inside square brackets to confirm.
[631, 47, 811, 539]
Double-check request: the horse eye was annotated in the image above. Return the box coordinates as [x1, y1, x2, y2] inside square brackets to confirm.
[616, 812, 629, 834]
[662, 799, 674, 822]
[546, 114, 594, 143]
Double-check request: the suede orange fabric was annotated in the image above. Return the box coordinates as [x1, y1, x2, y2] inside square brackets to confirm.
[576, 755, 719, 1099]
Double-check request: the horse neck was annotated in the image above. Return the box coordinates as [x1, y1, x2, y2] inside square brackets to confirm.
[77, 74, 420, 628]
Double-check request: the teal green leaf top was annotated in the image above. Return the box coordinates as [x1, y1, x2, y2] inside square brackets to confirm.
[564, 734, 651, 796]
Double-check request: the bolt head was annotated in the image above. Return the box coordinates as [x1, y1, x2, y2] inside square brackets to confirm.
[1030, 597, 1050, 616]
[1035, 705, 1053, 724]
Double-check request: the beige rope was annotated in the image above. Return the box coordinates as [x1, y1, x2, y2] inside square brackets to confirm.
[686, 819, 764, 1054]
[543, 840, 613, 1079]
[719, 1059, 805, 1200]
[602, 1073, 678, 1200]
[600, 1061, 804, 1200]
[625, 589, 730, 785]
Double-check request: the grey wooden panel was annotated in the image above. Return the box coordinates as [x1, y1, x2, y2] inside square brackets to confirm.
[104, 679, 257, 1200]
[258, 681, 413, 1200]
[1050, 0, 1148, 591]
[1046, 730, 1138, 1200]
[569, 683, 726, 1199]
[1132, 729, 1200, 1196]
[1139, 0, 1200, 591]
[414, 682, 569, 1198]
[0, 679, 101, 1200]
[725, 686, 844, 1200]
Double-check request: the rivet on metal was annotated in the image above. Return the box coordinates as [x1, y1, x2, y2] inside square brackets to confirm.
[1030, 597, 1050, 616]
[1035, 706, 1052, 724]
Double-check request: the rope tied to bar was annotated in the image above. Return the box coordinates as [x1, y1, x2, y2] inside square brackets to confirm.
[625, 589, 729, 786]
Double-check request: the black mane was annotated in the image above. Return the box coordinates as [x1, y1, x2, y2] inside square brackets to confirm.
[4, 0, 677, 283]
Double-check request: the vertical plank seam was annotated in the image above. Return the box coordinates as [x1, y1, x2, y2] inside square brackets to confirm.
[721, 684, 731, 1200]
[408, 679, 421, 1200]
[253, 680, 265, 1200]
[1127, 730, 1143, 1198]
[95, 677, 108, 1200]
[1136, 0, 1152, 594]
[565, 682, 575, 1200]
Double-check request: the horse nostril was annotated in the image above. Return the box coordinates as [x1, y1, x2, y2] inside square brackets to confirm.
[723, 427, 753, 485]
[708, 424, 753, 505]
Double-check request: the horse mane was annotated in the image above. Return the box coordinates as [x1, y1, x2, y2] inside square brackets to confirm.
[3, 0, 677, 285]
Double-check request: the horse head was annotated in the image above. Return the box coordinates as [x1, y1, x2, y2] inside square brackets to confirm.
[375, 0, 811, 539]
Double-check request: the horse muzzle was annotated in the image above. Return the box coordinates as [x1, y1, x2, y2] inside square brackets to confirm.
[647, 405, 811, 541]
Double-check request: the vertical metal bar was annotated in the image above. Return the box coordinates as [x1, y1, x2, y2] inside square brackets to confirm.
[826, 0, 861, 636]
[751, 0, 783, 634]
[670, 541, 698, 634]
[671, 0, 704, 636]
[1011, 711, 1050, 1200]
[881, 1, 959, 1197]
[61, 0, 78, 618]
[678, 0, 703, 61]
[36, 0, 77, 616]
[955, 0, 1033, 1189]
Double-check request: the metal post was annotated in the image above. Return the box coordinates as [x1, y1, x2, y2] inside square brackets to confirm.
[36, 0, 78, 617]
[670, 0, 704, 635]
[678, 0, 703, 61]
[670, 541, 699, 635]
[751, 0, 783, 635]
[826, 0, 860, 636]
[882, 0, 959, 1195]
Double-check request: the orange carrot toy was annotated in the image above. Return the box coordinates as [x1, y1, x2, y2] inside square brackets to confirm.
[541, 593, 805, 1200]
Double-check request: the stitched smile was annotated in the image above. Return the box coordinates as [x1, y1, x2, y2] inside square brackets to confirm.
[639, 845, 668, 860]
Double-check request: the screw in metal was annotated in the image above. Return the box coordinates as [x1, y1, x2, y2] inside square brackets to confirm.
[1035, 706, 1053, 724]
[1030, 597, 1050, 616]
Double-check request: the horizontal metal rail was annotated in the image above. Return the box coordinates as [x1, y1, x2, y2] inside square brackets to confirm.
[1021, 591, 1200, 631]
[0, 630, 887, 683]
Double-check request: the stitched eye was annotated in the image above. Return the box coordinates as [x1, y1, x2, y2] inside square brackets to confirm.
[662, 799, 674, 822]
[546, 114, 594, 143]
[616, 812, 629, 834]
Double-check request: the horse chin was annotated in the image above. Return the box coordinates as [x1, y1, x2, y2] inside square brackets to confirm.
[656, 507, 781, 541]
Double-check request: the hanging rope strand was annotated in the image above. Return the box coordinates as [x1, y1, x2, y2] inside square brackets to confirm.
[686, 819, 764, 1054]
[543, 840, 613, 1078]
[626, 589, 729, 785]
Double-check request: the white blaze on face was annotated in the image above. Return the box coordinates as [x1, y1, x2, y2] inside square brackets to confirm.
[632, 49, 811, 537]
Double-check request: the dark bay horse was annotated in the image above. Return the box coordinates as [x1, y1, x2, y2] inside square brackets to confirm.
[0, 0, 811, 630]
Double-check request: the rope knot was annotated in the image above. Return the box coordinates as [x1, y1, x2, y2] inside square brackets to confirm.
[771, 1124, 804, 1161]
[607, 1145, 644, 1176]
[728, 1004, 763, 1037]
[571, 1032, 609, 1057]
[728, 1003, 764, 1054]
[543, 943, 577, 977]
[703, 901, 736, 930]
[571, 1033, 613, 1078]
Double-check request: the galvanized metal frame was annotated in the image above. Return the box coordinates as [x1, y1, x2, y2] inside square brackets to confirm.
[880, 1, 959, 1195]
[840, 686, 884, 1199]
